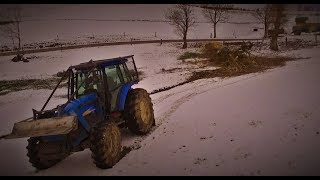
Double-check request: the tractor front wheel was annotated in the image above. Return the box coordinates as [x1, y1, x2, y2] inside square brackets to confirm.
[124, 88, 155, 135]
[90, 122, 121, 169]
[26, 137, 68, 170]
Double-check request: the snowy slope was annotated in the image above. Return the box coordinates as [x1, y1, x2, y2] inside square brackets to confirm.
[0, 45, 319, 175]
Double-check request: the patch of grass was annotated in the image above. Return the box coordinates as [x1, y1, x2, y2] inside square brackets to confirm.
[161, 67, 182, 73]
[178, 51, 201, 60]
[0, 78, 68, 96]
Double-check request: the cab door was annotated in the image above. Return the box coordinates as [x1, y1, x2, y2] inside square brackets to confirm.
[104, 65, 125, 112]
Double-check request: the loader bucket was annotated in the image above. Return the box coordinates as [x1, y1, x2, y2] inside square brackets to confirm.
[0, 116, 77, 139]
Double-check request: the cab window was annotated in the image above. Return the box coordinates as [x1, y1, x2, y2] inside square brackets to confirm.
[105, 65, 122, 91]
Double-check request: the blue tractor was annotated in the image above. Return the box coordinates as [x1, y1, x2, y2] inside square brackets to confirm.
[0, 55, 155, 169]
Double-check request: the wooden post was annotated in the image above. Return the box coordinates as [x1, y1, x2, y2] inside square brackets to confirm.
[155, 32, 157, 37]
[124, 32, 126, 37]
[160, 39, 162, 45]
[285, 37, 288, 46]
[210, 33, 212, 39]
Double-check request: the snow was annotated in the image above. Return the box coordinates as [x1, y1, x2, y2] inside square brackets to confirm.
[0, 45, 319, 175]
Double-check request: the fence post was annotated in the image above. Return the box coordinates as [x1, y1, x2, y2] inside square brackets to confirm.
[285, 37, 288, 46]
[155, 32, 157, 37]
[160, 39, 162, 45]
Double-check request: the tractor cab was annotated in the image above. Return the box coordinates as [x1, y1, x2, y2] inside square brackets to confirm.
[68, 55, 139, 114]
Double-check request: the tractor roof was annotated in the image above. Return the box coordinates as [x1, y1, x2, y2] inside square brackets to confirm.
[70, 55, 134, 71]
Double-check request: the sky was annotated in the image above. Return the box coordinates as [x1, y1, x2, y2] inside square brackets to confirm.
[0, 4, 301, 20]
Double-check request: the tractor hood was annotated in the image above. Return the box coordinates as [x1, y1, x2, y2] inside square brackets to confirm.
[63, 93, 98, 116]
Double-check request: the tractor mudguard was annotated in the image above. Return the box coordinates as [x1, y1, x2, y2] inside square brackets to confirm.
[63, 92, 99, 132]
[118, 82, 136, 111]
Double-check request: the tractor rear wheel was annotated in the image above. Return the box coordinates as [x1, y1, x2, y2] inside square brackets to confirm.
[124, 88, 155, 135]
[90, 122, 121, 169]
[26, 137, 68, 170]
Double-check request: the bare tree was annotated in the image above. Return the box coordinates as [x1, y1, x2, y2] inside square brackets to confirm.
[202, 4, 233, 38]
[269, 4, 288, 51]
[253, 4, 272, 38]
[165, 4, 196, 49]
[0, 5, 23, 56]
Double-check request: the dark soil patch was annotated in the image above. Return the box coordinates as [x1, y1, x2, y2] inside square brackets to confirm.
[150, 79, 193, 95]
[0, 78, 68, 96]
[161, 67, 182, 73]
[119, 146, 133, 159]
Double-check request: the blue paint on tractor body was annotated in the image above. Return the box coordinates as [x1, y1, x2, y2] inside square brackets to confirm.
[63, 93, 98, 132]
[43, 93, 98, 145]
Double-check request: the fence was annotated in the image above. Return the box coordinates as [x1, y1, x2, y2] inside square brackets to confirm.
[0, 38, 263, 57]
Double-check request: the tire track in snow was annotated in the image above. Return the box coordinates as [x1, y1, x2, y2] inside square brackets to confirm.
[152, 72, 263, 126]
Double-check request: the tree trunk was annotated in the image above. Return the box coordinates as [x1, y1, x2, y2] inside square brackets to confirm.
[213, 23, 217, 38]
[269, 5, 283, 51]
[182, 32, 187, 49]
[270, 34, 278, 51]
[17, 21, 21, 54]
[264, 16, 268, 38]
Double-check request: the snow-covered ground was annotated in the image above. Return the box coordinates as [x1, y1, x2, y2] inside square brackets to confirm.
[0, 4, 319, 175]
[1, 4, 270, 49]
[0, 41, 319, 175]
